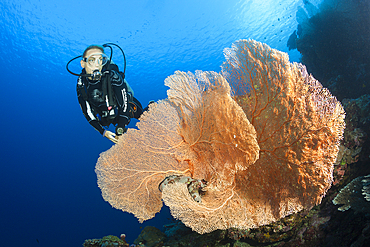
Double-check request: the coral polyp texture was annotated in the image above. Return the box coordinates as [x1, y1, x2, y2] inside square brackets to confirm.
[95, 39, 345, 234]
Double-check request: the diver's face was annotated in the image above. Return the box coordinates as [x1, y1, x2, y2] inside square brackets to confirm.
[80, 48, 105, 75]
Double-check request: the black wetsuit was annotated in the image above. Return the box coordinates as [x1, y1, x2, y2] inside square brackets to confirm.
[77, 69, 143, 135]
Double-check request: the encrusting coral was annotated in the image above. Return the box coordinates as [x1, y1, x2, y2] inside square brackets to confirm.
[95, 39, 345, 234]
[333, 174, 370, 212]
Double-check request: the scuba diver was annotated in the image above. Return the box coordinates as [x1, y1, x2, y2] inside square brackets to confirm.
[67, 43, 152, 143]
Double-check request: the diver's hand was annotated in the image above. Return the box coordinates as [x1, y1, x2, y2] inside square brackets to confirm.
[103, 130, 118, 144]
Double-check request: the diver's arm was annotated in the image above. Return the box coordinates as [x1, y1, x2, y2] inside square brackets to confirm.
[76, 81, 106, 135]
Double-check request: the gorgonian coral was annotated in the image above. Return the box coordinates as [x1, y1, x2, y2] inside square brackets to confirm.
[95, 40, 345, 234]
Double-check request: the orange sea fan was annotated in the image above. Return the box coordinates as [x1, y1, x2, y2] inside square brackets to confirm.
[218, 40, 346, 229]
[95, 100, 192, 222]
[164, 70, 260, 186]
[95, 39, 345, 234]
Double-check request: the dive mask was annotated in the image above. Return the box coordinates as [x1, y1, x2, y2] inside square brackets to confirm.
[83, 53, 109, 68]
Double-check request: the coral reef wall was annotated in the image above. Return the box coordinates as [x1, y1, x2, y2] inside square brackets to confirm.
[292, 0, 370, 100]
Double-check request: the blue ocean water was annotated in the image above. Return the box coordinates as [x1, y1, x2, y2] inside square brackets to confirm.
[0, 0, 323, 246]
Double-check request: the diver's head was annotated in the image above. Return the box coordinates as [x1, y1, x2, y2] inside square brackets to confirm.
[80, 45, 109, 79]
